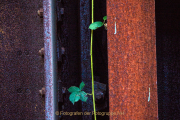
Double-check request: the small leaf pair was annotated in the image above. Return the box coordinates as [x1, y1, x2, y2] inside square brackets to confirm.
[89, 16, 107, 30]
[68, 82, 88, 105]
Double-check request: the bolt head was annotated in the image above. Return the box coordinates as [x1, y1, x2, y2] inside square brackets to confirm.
[37, 8, 43, 18]
[104, 23, 107, 30]
[39, 87, 45, 97]
[38, 47, 44, 56]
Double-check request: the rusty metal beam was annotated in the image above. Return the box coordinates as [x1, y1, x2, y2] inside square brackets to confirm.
[79, 0, 93, 120]
[107, 0, 158, 119]
[43, 0, 58, 119]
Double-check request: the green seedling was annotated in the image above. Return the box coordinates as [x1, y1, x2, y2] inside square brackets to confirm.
[89, 16, 107, 30]
[68, 82, 89, 105]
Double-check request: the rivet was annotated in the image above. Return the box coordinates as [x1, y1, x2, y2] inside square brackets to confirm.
[39, 87, 45, 97]
[37, 8, 43, 18]
[17, 50, 22, 56]
[60, 8, 64, 14]
[38, 47, 44, 57]
[104, 23, 107, 30]
[62, 87, 66, 94]
[95, 90, 104, 102]
[24, 50, 29, 55]
[25, 88, 30, 93]
[61, 47, 65, 55]
[17, 88, 23, 93]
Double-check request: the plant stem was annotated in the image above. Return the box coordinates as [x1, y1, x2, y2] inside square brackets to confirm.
[91, 0, 96, 120]
[91, 31, 97, 120]
[87, 93, 92, 95]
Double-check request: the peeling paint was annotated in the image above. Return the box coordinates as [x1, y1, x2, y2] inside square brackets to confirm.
[114, 17, 117, 34]
[148, 84, 150, 102]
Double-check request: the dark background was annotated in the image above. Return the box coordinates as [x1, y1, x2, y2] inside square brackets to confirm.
[58, 0, 108, 119]
[156, 0, 180, 119]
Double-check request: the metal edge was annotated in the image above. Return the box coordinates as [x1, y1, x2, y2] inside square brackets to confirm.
[43, 0, 58, 119]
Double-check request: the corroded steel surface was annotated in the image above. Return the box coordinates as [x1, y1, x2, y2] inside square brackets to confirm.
[0, 0, 44, 119]
[107, 0, 158, 119]
[79, 0, 93, 120]
[43, 0, 58, 119]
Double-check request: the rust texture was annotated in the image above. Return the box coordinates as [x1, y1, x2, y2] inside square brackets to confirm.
[0, 0, 44, 119]
[43, 0, 58, 119]
[107, 0, 158, 119]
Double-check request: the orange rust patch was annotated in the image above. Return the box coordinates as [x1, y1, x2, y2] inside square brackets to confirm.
[107, 0, 158, 119]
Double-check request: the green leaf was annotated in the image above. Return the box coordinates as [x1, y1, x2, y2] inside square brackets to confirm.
[79, 82, 85, 90]
[80, 91, 88, 102]
[103, 16, 107, 21]
[89, 21, 103, 30]
[68, 86, 80, 93]
[69, 92, 80, 105]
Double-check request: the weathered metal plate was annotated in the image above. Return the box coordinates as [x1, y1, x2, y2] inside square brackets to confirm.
[107, 0, 158, 119]
[0, 0, 44, 119]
